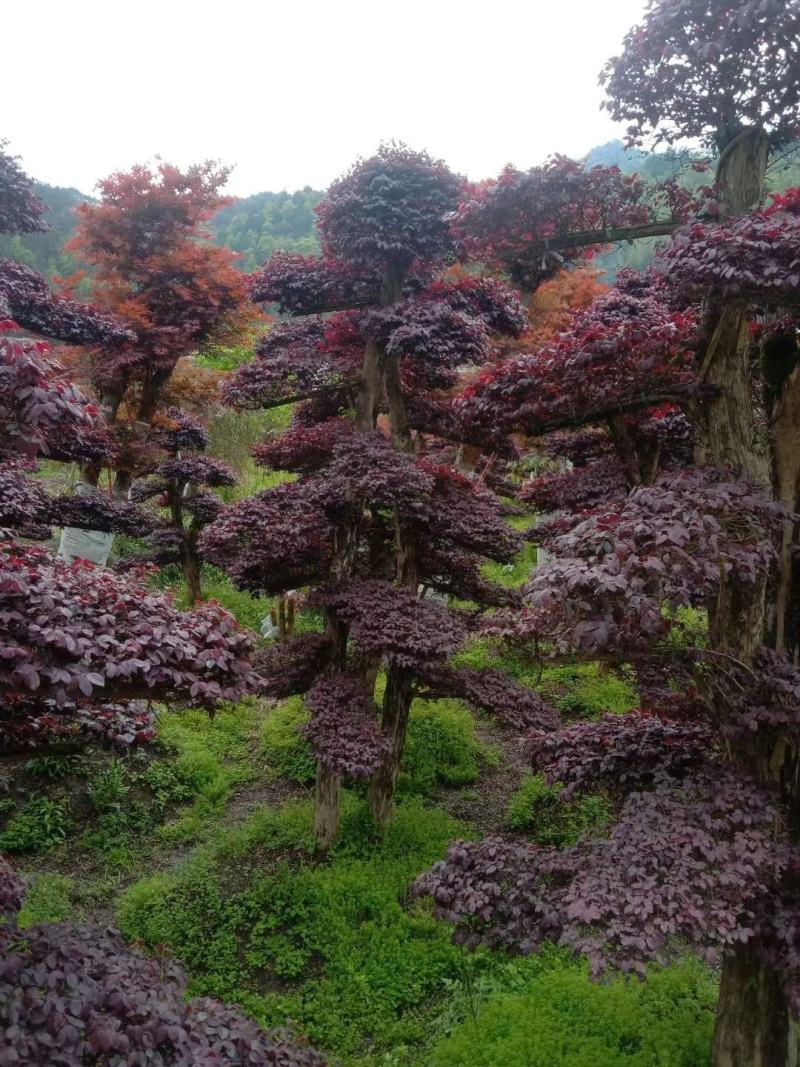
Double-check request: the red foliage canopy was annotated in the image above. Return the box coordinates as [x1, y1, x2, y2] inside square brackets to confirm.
[660, 188, 800, 306]
[600, 0, 800, 150]
[452, 156, 686, 290]
[67, 161, 252, 397]
[0, 542, 256, 749]
[455, 275, 698, 442]
[316, 143, 462, 274]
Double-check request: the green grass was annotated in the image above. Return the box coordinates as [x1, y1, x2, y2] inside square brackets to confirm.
[118, 797, 478, 1063]
[506, 773, 612, 846]
[17, 873, 76, 929]
[428, 959, 716, 1067]
[168, 565, 273, 631]
[482, 540, 538, 590]
[538, 662, 638, 718]
[455, 638, 637, 719]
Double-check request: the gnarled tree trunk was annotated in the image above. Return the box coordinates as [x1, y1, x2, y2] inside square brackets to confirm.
[701, 126, 800, 1067]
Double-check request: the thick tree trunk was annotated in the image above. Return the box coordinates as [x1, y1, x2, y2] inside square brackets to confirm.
[356, 339, 385, 431]
[384, 352, 413, 454]
[606, 415, 661, 487]
[181, 536, 203, 606]
[313, 761, 342, 852]
[712, 942, 796, 1067]
[367, 665, 414, 829]
[770, 364, 800, 657]
[702, 126, 797, 1067]
[700, 305, 770, 487]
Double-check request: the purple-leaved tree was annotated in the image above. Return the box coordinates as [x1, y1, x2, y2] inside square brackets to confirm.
[204, 145, 545, 848]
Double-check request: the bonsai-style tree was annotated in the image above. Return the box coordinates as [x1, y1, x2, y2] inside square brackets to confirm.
[457, 269, 699, 491]
[0, 153, 258, 751]
[0, 331, 257, 752]
[418, 4, 800, 1065]
[131, 409, 237, 605]
[204, 146, 550, 848]
[451, 154, 706, 301]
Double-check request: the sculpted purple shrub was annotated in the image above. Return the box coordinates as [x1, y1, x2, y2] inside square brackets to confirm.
[304, 673, 391, 778]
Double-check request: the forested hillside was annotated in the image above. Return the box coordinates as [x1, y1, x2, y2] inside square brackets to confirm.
[209, 187, 323, 271]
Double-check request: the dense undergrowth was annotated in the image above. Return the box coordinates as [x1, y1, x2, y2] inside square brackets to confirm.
[0, 625, 716, 1064]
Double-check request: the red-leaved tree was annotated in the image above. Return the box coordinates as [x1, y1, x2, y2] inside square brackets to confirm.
[204, 145, 548, 849]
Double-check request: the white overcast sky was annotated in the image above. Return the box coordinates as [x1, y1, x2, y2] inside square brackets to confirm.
[4, 0, 649, 198]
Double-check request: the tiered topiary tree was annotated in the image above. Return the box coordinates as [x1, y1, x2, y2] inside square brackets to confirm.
[204, 145, 547, 848]
[417, 3, 800, 1064]
[456, 268, 699, 494]
[129, 409, 237, 604]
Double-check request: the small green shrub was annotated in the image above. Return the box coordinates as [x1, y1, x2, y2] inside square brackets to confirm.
[506, 773, 612, 847]
[141, 761, 194, 812]
[428, 959, 716, 1067]
[262, 696, 482, 794]
[0, 796, 70, 852]
[118, 797, 474, 1060]
[17, 873, 75, 928]
[170, 566, 272, 631]
[453, 637, 542, 689]
[87, 759, 129, 813]
[666, 606, 709, 650]
[539, 662, 637, 718]
[482, 540, 538, 590]
[24, 754, 80, 780]
[401, 699, 481, 793]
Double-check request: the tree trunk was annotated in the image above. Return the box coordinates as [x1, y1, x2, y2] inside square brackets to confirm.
[313, 760, 342, 851]
[702, 126, 797, 1067]
[313, 263, 408, 848]
[367, 665, 413, 829]
[181, 535, 203, 606]
[712, 941, 796, 1067]
[384, 352, 413, 454]
[606, 415, 661, 487]
[770, 363, 800, 657]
